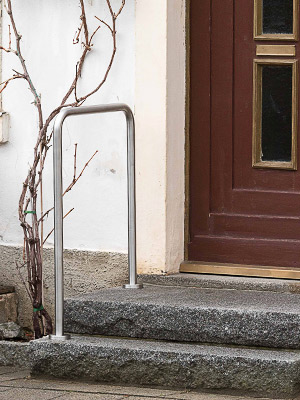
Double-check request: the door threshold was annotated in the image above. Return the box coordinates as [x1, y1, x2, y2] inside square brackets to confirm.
[180, 261, 300, 280]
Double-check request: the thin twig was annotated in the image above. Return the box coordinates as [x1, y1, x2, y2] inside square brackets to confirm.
[39, 144, 97, 223]
[15, 261, 33, 301]
[0, 74, 23, 93]
[8, 25, 11, 49]
[73, 21, 83, 44]
[73, 143, 78, 181]
[115, 0, 126, 19]
[63, 150, 98, 195]
[95, 17, 113, 35]
[43, 208, 74, 244]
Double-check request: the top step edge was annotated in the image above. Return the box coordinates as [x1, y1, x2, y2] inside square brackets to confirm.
[138, 273, 300, 294]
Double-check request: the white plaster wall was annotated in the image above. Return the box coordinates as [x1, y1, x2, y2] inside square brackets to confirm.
[166, 0, 186, 273]
[0, 0, 135, 252]
[135, 0, 186, 274]
[135, 0, 168, 274]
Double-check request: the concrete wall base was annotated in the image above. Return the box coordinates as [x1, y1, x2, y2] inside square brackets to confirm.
[0, 244, 128, 328]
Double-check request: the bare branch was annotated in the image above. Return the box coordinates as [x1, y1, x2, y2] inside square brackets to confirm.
[73, 21, 83, 44]
[15, 261, 33, 301]
[5, 0, 43, 129]
[0, 23, 15, 53]
[95, 16, 113, 35]
[89, 25, 101, 46]
[0, 74, 23, 94]
[3, 0, 125, 339]
[0, 46, 16, 54]
[43, 208, 74, 245]
[39, 144, 97, 224]
[115, 0, 126, 19]
[63, 149, 98, 195]
[73, 143, 78, 181]
[38, 207, 53, 224]
[79, 0, 89, 44]
[8, 25, 11, 49]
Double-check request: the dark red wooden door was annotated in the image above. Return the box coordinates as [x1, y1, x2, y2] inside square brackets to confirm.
[189, 0, 300, 268]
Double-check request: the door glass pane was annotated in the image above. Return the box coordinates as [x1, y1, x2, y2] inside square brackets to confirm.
[261, 65, 293, 162]
[263, 0, 293, 34]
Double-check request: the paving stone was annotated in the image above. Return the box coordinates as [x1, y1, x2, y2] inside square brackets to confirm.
[0, 370, 30, 382]
[0, 387, 12, 393]
[0, 366, 21, 375]
[167, 392, 270, 400]
[65, 285, 300, 349]
[0, 387, 64, 399]
[124, 396, 269, 400]
[4, 377, 180, 398]
[125, 397, 183, 400]
[58, 394, 124, 400]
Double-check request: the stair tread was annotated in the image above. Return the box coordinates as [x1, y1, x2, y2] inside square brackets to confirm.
[65, 285, 300, 348]
[66, 284, 300, 314]
[36, 335, 300, 361]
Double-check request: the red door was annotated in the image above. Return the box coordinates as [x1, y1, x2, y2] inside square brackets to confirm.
[188, 0, 300, 272]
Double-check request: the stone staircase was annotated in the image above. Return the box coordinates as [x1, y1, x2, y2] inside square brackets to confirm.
[31, 274, 300, 398]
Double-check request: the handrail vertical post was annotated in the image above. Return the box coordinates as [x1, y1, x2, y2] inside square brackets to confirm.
[123, 108, 143, 289]
[49, 110, 70, 340]
[49, 104, 143, 341]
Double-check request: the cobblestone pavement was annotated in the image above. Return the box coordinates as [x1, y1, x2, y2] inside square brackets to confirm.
[0, 367, 299, 400]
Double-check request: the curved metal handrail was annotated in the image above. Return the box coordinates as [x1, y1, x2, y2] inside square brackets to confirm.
[49, 104, 143, 341]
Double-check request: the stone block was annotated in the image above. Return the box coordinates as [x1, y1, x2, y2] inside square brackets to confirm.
[0, 293, 17, 324]
[0, 322, 25, 340]
[0, 341, 31, 367]
[64, 285, 300, 349]
[31, 336, 300, 397]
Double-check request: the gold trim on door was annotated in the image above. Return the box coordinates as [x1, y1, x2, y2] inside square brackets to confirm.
[252, 58, 298, 170]
[256, 45, 296, 57]
[254, 0, 299, 41]
[180, 261, 300, 280]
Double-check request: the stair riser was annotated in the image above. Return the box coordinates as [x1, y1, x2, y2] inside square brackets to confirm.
[65, 300, 300, 349]
[31, 338, 300, 397]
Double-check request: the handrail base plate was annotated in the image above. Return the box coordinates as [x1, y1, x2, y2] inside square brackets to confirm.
[123, 284, 143, 289]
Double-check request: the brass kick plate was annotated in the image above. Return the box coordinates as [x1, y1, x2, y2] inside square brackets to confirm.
[180, 261, 300, 280]
[256, 45, 296, 57]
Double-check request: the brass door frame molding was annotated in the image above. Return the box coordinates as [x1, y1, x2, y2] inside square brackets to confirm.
[184, 0, 191, 260]
[254, 0, 299, 41]
[252, 58, 298, 170]
[180, 261, 300, 280]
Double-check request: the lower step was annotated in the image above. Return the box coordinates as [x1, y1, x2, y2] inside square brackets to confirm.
[31, 336, 300, 397]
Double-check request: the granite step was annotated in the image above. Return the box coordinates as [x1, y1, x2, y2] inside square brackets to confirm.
[64, 284, 300, 349]
[31, 335, 300, 397]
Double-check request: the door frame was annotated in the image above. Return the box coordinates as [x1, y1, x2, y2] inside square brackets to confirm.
[182, 0, 300, 279]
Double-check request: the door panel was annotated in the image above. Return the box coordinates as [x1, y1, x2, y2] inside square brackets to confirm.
[188, 0, 300, 269]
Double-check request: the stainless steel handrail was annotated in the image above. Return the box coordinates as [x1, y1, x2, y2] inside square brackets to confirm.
[49, 104, 143, 341]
